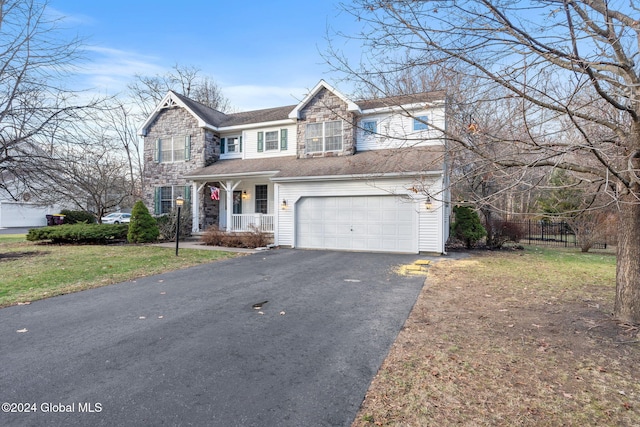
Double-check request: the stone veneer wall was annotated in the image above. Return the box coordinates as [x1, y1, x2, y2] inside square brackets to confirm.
[143, 106, 221, 227]
[296, 88, 356, 158]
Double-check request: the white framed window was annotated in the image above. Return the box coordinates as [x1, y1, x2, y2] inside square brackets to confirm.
[154, 185, 191, 215]
[362, 120, 377, 135]
[265, 131, 279, 151]
[305, 120, 343, 153]
[225, 136, 242, 153]
[154, 135, 191, 163]
[255, 185, 268, 214]
[413, 115, 429, 131]
[257, 129, 288, 152]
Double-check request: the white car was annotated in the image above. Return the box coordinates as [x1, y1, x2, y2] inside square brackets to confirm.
[101, 212, 131, 224]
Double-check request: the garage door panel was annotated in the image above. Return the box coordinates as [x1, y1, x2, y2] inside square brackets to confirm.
[296, 196, 417, 253]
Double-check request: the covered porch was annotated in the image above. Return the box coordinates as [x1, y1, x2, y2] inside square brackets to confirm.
[184, 156, 296, 234]
[187, 174, 280, 234]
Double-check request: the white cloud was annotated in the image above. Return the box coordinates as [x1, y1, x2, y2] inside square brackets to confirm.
[73, 46, 165, 95]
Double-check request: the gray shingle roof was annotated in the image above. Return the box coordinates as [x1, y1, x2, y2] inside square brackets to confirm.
[355, 91, 446, 111]
[184, 147, 445, 181]
[219, 105, 297, 127]
[172, 88, 445, 130]
[170, 91, 228, 126]
[172, 91, 295, 128]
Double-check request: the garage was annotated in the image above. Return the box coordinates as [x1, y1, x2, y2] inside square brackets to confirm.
[296, 195, 418, 253]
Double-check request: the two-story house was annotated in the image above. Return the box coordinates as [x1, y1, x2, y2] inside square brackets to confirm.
[139, 80, 449, 254]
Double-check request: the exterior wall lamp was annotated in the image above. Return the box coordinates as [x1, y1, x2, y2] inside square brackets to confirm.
[281, 199, 287, 209]
[425, 196, 433, 211]
[242, 190, 249, 200]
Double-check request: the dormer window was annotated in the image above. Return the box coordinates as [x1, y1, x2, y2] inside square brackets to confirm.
[305, 120, 343, 153]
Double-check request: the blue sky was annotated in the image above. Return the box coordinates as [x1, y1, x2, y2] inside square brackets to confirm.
[49, 0, 362, 111]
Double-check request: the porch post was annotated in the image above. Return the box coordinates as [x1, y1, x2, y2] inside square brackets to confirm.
[226, 180, 234, 232]
[218, 180, 241, 232]
[192, 182, 202, 233]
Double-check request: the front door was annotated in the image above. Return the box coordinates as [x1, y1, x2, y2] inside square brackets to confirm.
[233, 191, 242, 214]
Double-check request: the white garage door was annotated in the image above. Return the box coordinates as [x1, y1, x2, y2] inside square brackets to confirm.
[296, 196, 417, 253]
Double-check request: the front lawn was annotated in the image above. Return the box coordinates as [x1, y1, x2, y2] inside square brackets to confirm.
[0, 236, 240, 307]
[353, 246, 639, 426]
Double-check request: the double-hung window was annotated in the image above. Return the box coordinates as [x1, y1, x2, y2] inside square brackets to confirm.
[255, 185, 268, 214]
[154, 135, 191, 163]
[265, 131, 279, 151]
[154, 185, 191, 215]
[305, 120, 343, 153]
[257, 129, 288, 152]
[221, 136, 242, 154]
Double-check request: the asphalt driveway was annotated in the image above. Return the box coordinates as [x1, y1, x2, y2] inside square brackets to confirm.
[0, 249, 431, 426]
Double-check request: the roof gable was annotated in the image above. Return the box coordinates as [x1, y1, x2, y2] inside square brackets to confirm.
[138, 91, 227, 136]
[288, 80, 361, 119]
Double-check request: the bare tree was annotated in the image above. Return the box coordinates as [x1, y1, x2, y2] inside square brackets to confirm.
[0, 0, 106, 201]
[33, 135, 135, 221]
[99, 100, 144, 195]
[128, 64, 233, 121]
[330, 0, 640, 323]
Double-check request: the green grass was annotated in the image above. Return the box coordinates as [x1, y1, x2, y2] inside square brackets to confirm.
[469, 245, 616, 297]
[0, 237, 241, 307]
[0, 234, 29, 244]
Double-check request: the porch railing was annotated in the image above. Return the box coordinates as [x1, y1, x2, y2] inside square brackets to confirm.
[231, 214, 274, 233]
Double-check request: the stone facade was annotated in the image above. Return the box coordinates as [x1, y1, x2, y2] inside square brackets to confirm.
[143, 106, 220, 225]
[296, 88, 356, 158]
[143, 86, 360, 229]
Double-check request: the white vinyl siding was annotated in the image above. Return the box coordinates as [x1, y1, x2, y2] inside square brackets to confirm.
[243, 125, 296, 159]
[356, 106, 446, 151]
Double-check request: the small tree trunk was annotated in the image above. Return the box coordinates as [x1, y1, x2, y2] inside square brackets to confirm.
[614, 191, 640, 324]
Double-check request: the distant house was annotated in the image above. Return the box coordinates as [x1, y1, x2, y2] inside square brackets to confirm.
[139, 80, 449, 254]
[0, 176, 62, 228]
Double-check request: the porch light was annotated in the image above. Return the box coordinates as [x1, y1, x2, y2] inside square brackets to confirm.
[242, 190, 248, 200]
[281, 199, 287, 209]
[425, 196, 433, 211]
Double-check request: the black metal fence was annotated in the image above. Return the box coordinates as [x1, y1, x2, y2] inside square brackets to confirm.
[492, 220, 608, 249]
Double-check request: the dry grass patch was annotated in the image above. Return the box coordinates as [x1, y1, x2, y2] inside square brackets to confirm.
[354, 248, 639, 426]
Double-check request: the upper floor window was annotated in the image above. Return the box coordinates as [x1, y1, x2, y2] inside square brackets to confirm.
[362, 120, 377, 135]
[221, 136, 242, 154]
[413, 115, 429, 131]
[154, 135, 191, 163]
[306, 120, 343, 153]
[265, 131, 279, 151]
[257, 129, 288, 152]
